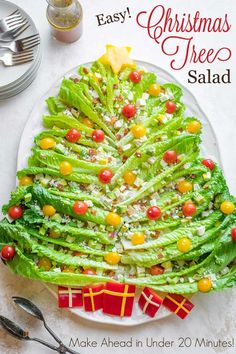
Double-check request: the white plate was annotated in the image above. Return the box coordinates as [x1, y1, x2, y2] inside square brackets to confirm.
[17, 61, 222, 326]
[0, 49, 42, 100]
[0, 47, 41, 93]
[0, 0, 41, 90]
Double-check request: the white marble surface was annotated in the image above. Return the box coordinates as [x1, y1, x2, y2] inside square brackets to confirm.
[0, 0, 236, 353]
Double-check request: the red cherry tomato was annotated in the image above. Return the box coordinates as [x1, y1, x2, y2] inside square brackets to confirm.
[129, 71, 142, 83]
[146, 206, 162, 220]
[163, 150, 177, 164]
[122, 104, 136, 119]
[66, 128, 81, 143]
[83, 269, 96, 275]
[72, 201, 88, 215]
[8, 205, 23, 220]
[182, 202, 196, 217]
[92, 129, 105, 142]
[201, 159, 215, 170]
[98, 169, 113, 184]
[166, 101, 176, 114]
[1, 245, 15, 261]
[231, 228, 236, 242]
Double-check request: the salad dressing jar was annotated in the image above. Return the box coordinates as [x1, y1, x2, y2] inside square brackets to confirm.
[46, 0, 83, 43]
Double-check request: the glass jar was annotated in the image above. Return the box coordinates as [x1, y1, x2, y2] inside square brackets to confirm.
[46, 0, 83, 43]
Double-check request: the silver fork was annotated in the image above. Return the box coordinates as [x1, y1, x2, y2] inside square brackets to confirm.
[0, 50, 34, 67]
[0, 9, 26, 33]
[0, 34, 40, 52]
[0, 22, 30, 42]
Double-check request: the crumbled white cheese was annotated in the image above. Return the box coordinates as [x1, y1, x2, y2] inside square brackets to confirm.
[137, 267, 146, 275]
[203, 172, 211, 180]
[84, 200, 93, 207]
[114, 120, 122, 129]
[205, 273, 217, 282]
[123, 143, 131, 151]
[119, 185, 126, 192]
[103, 115, 111, 122]
[90, 90, 99, 99]
[95, 72, 102, 79]
[197, 226, 205, 236]
[136, 98, 146, 107]
[209, 202, 213, 210]
[160, 159, 168, 168]
[128, 91, 134, 101]
[188, 277, 195, 283]
[114, 89, 120, 96]
[221, 267, 229, 275]
[183, 163, 191, 169]
[133, 178, 143, 187]
[194, 183, 200, 191]
[53, 268, 61, 273]
[165, 113, 173, 119]
[148, 157, 156, 164]
[166, 88, 174, 100]
[159, 93, 169, 102]
[142, 92, 149, 100]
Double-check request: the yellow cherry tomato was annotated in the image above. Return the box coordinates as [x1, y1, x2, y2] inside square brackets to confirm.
[19, 176, 33, 186]
[198, 278, 212, 293]
[83, 117, 94, 128]
[177, 238, 191, 253]
[105, 252, 121, 265]
[39, 138, 55, 150]
[62, 267, 75, 273]
[220, 201, 235, 214]
[42, 205, 56, 217]
[38, 257, 52, 271]
[123, 171, 136, 185]
[148, 83, 161, 96]
[158, 115, 166, 125]
[131, 232, 145, 245]
[99, 158, 108, 165]
[60, 161, 73, 176]
[187, 120, 201, 134]
[131, 124, 146, 139]
[177, 180, 193, 194]
[49, 229, 60, 239]
[105, 212, 121, 227]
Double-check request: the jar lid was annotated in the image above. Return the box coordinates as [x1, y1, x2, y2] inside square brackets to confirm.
[46, 0, 73, 8]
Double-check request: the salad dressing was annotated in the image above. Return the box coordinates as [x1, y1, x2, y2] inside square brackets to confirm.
[46, 0, 83, 43]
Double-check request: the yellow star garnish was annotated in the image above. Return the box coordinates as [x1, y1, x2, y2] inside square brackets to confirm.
[99, 45, 136, 74]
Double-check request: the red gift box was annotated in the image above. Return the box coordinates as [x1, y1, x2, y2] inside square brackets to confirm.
[163, 293, 194, 319]
[58, 286, 83, 308]
[138, 287, 163, 317]
[103, 282, 136, 317]
[83, 284, 104, 312]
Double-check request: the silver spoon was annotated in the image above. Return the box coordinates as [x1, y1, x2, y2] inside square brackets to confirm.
[12, 297, 80, 354]
[0, 315, 62, 352]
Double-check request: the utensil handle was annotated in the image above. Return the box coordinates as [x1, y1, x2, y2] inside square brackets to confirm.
[0, 34, 11, 43]
[44, 321, 63, 344]
[0, 42, 9, 48]
[30, 336, 61, 352]
[43, 322, 80, 354]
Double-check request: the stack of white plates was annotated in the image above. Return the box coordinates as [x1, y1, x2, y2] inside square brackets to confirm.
[0, 0, 42, 100]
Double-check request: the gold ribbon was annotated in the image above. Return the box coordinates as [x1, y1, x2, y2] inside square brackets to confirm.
[141, 291, 161, 313]
[166, 295, 190, 314]
[58, 288, 82, 308]
[104, 284, 135, 317]
[83, 289, 104, 312]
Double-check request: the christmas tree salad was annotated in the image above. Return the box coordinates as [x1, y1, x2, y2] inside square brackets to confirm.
[1, 45, 236, 309]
